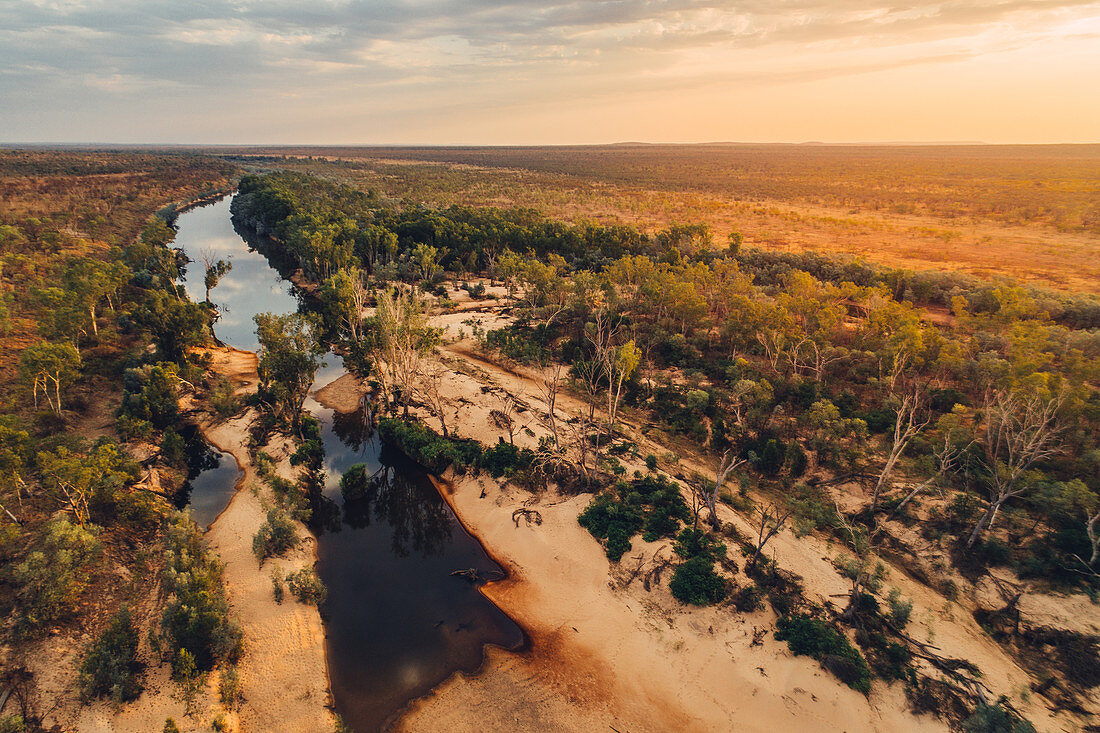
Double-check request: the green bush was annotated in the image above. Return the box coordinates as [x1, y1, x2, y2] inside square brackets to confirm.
[775, 614, 871, 693]
[160, 428, 186, 466]
[287, 567, 327, 605]
[252, 508, 298, 565]
[79, 606, 143, 702]
[578, 493, 643, 561]
[669, 557, 727, 605]
[0, 716, 26, 733]
[162, 513, 243, 672]
[162, 719, 180, 733]
[579, 475, 691, 560]
[962, 699, 1036, 732]
[218, 667, 243, 710]
[12, 516, 101, 629]
[645, 454, 658, 471]
[673, 527, 726, 561]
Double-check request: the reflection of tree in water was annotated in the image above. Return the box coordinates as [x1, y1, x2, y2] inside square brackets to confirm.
[342, 460, 453, 558]
[174, 428, 223, 509]
[331, 404, 374, 452]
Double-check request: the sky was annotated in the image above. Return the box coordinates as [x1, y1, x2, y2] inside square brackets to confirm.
[2, 0, 1099, 144]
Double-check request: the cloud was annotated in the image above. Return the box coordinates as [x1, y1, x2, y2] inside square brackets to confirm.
[0, 0, 1098, 141]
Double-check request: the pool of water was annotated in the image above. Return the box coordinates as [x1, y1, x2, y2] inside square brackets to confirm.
[173, 196, 524, 732]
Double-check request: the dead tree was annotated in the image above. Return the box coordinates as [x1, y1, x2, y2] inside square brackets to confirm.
[417, 365, 450, 438]
[890, 432, 966, 519]
[534, 359, 564, 450]
[707, 450, 745, 530]
[966, 390, 1063, 550]
[747, 501, 793, 571]
[489, 391, 519, 445]
[871, 389, 928, 514]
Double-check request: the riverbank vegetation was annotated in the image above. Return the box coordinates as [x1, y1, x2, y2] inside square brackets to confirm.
[234, 167, 1099, 731]
[0, 150, 240, 728]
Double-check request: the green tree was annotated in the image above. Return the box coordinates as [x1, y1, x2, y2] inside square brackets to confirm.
[79, 606, 143, 702]
[18, 341, 81, 414]
[254, 312, 324, 436]
[135, 290, 208, 363]
[36, 442, 139, 526]
[12, 516, 100, 628]
[61, 256, 129, 337]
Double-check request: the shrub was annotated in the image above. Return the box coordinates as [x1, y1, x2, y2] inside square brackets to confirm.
[162, 512, 243, 672]
[209, 376, 240, 417]
[160, 428, 186, 466]
[79, 606, 143, 702]
[218, 667, 243, 710]
[673, 527, 726, 561]
[886, 588, 913, 629]
[0, 717, 26, 733]
[378, 418, 458, 473]
[287, 567, 327, 605]
[271, 569, 285, 603]
[962, 699, 1036, 732]
[732, 584, 764, 612]
[252, 508, 298, 565]
[670, 557, 727, 606]
[480, 439, 534, 478]
[645, 454, 658, 472]
[578, 493, 643, 561]
[775, 614, 872, 693]
[13, 516, 101, 629]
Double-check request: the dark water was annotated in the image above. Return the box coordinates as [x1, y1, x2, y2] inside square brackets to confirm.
[173, 197, 524, 732]
[173, 425, 241, 530]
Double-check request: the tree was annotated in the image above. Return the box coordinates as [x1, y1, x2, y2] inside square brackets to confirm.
[135, 290, 207, 363]
[79, 606, 143, 702]
[19, 341, 81, 414]
[966, 390, 1063, 550]
[366, 289, 440, 417]
[13, 517, 100, 628]
[61, 256, 129, 337]
[870, 390, 928, 514]
[706, 450, 745, 531]
[36, 442, 138, 527]
[747, 501, 793, 571]
[254, 312, 325, 437]
[319, 267, 367, 344]
[200, 251, 232, 303]
[417, 364, 451, 438]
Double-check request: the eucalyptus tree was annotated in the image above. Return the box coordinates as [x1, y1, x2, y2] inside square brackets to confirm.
[254, 312, 325, 437]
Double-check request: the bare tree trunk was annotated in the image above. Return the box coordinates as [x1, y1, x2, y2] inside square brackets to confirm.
[871, 390, 926, 514]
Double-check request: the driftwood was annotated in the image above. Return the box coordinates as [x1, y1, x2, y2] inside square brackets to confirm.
[512, 508, 543, 527]
[450, 568, 505, 583]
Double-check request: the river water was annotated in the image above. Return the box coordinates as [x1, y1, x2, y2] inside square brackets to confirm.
[172, 197, 524, 732]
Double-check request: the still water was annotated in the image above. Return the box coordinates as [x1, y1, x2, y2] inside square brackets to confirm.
[172, 196, 524, 731]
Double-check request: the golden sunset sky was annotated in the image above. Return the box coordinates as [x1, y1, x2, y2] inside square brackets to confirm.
[2, 1, 1098, 143]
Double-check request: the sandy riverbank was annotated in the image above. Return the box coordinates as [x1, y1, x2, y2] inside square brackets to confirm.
[309, 299, 1100, 732]
[313, 360, 944, 732]
[199, 346, 334, 732]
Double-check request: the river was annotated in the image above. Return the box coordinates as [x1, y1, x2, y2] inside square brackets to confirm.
[172, 196, 524, 732]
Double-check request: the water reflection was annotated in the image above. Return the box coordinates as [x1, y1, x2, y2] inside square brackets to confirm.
[173, 196, 524, 733]
[341, 456, 454, 557]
